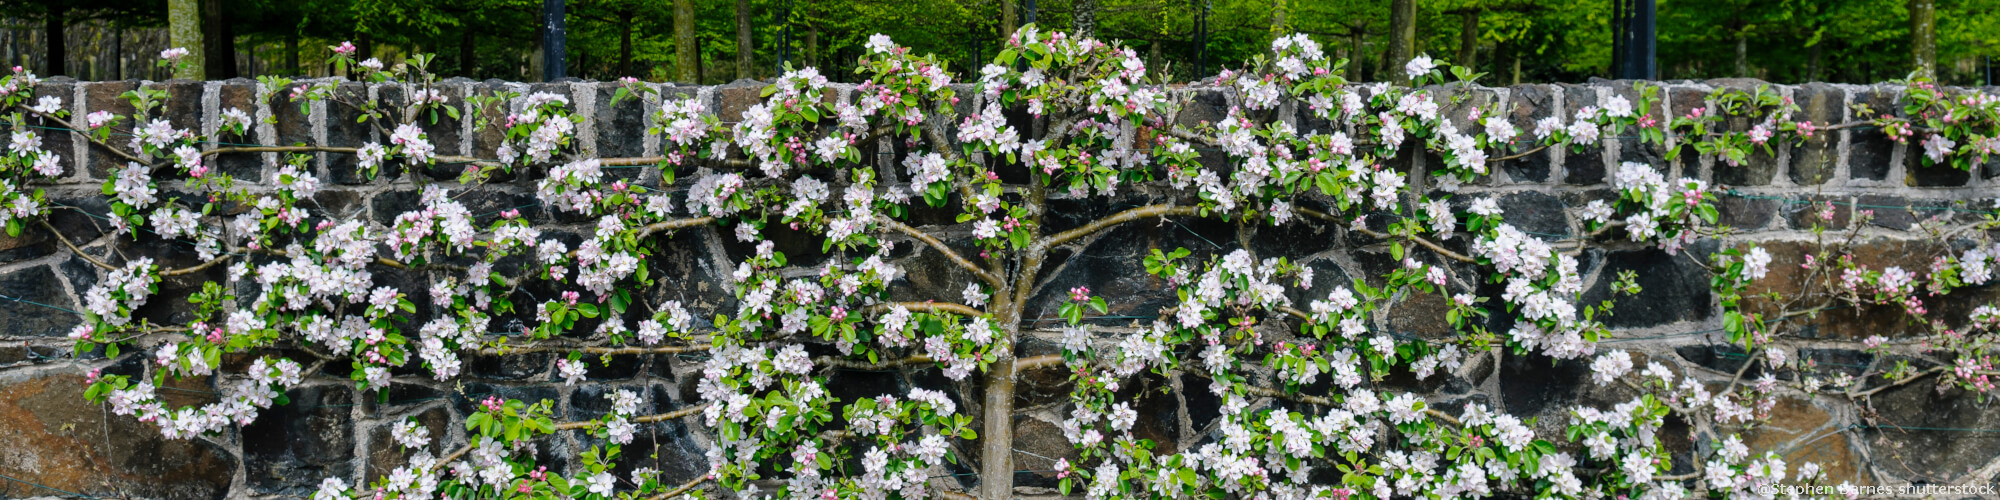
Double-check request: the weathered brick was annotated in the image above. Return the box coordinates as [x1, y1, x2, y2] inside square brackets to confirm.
[1788, 83, 1842, 185]
[1848, 86, 1900, 180]
[81, 80, 140, 179]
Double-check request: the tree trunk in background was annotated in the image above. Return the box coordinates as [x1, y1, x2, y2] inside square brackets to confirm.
[1269, 0, 1284, 37]
[114, 27, 124, 80]
[1002, 0, 1018, 40]
[1387, 0, 1415, 83]
[1734, 31, 1747, 77]
[458, 31, 473, 77]
[1149, 40, 1161, 74]
[168, 0, 204, 79]
[207, 0, 236, 79]
[805, 21, 819, 68]
[1350, 24, 1366, 81]
[1909, 0, 1935, 79]
[675, 0, 696, 83]
[620, 12, 634, 77]
[1457, 11, 1478, 69]
[43, 0, 65, 77]
[736, 0, 754, 80]
[1805, 38, 1822, 82]
[1512, 44, 1521, 84]
[1075, 0, 1098, 39]
[286, 32, 300, 76]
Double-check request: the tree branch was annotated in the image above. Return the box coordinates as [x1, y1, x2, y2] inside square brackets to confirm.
[1297, 207, 1477, 263]
[638, 216, 718, 238]
[552, 403, 711, 431]
[436, 404, 712, 473]
[477, 344, 710, 356]
[27, 109, 147, 165]
[1488, 143, 1550, 163]
[1013, 354, 1067, 373]
[866, 302, 986, 318]
[816, 355, 935, 370]
[645, 476, 710, 500]
[39, 219, 113, 270]
[160, 254, 233, 277]
[880, 219, 1002, 287]
[1039, 204, 1201, 250]
[1849, 366, 1944, 398]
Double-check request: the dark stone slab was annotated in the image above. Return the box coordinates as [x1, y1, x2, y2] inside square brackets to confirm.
[244, 385, 357, 495]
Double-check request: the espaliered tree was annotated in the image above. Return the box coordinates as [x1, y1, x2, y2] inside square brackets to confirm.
[2, 26, 1999, 500]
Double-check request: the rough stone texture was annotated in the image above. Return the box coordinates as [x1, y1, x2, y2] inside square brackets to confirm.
[0, 79, 1996, 498]
[0, 372, 236, 500]
[1788, 83, 1843, 185]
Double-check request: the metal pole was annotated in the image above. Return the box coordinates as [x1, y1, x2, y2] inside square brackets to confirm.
[1025, 0, 1037, 25]
[1637, 0, 1655, 79]
[542, 0, 566, 81]
[1613, 0, 1656, 79]
[1194, 0, 1208, 80]
[1612, 0, 1625, 77]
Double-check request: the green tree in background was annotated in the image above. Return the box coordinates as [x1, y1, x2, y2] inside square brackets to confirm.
[17, 0, 2000, 84]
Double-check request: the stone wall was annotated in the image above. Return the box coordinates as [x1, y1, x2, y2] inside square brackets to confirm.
[0, 76, 1997, 499]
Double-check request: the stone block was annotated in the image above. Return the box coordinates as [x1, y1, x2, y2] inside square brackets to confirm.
[325, 82, 376, 184]
[1495, 191, 1570, 238]
[1904, 148, 1971, 186]
[0, 371, 236, 500]
[1501, 84, 1555, 183]
[214, 79, 265, 182]
[1561, 84, 1607, 185]
[1788, 83, 1843, 185]
[594, 82, 650, 160]
[81, 80, 140, 179]
[0, 266, 76, 337]
[244, 385, 357, 495]
[364, 406, 452, 484]
[1847, 87, 1899, 181]
[1717, 194, 1779, 230]
[1864, 383, 2000, 484]
[1582, 244, 1716, 329]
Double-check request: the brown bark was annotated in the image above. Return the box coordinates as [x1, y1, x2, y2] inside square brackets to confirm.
[620, 11, 634, 77]
[1387, 0, 1415, 84]
[1076, 0, 1099, 39]
[1458, 11, 1478, 70]
[168, 0, 203, 79]
[675, 0, 697, 83]
[1910, 0, 1935, 79]
[1002, 0, 1018, 41]
[1269, 0, 1285, 35]
[805, 20, 819, 68]
[736, 0, 755, 80]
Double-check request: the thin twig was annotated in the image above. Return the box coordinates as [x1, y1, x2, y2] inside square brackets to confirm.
[1298, 207, 1477, 263]
[28, 110, 147, 165]
[645, 476, 709, 500]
